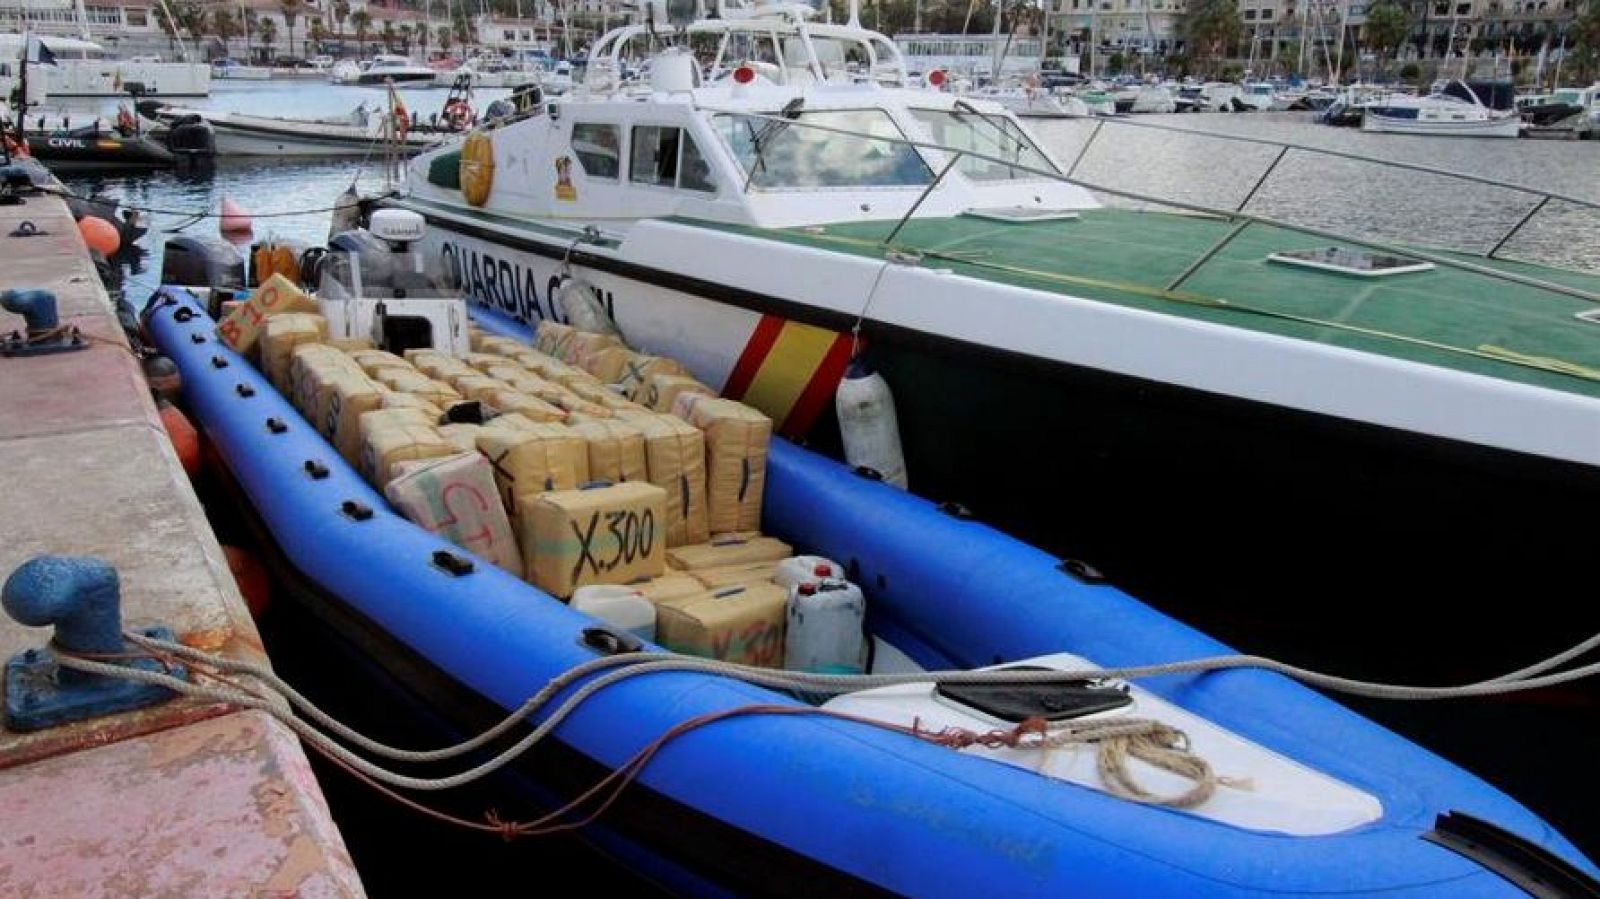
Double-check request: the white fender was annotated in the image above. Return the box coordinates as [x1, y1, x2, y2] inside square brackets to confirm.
[835, 358, 908, 489]
[556, 277, 621, 336]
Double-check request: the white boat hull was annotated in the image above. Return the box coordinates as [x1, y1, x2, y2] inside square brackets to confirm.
[208, 117, 443, 156]
[0, 60, 210, 97]
[1361, 112, 1522, 138]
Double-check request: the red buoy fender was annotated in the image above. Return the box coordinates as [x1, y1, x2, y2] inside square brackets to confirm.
[156, 398, 201, 479]
[222, 545, 272, 619]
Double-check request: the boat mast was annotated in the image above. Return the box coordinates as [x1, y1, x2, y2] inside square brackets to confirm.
[989, 0, 1003, 80]
[1332, 0, 1347, 82]
[73, 0, 91, 41]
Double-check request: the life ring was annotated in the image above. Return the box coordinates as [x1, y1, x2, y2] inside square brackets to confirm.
[459, 131, 495, 207]
[443, 98, 474, 131]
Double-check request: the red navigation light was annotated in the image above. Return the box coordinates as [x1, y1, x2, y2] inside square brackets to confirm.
[928, 69, 947, 87]
[733, 65, 756, 85]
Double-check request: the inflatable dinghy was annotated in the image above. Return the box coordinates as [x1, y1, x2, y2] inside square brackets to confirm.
[145, 290, 1599, 898]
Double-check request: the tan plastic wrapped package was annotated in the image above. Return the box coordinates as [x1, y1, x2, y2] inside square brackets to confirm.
[259, 313, 328, 393]
[327, 376, 385, 465]
[482, 363, 532, 384]
[385, 453, 523, 575]
[618, 354, 688, 401]
[482, 412, 543, 433]
[379, 391, 444, 419]
[567, 380, 647, 413]
[375, 367, 436, 394]
[642, 373, 715, 414]
[567, 331, 625, 369]
[654, 583, 787, 668]
[463, 352, 511, 373]
[485, 390, 567, 423]
[215, 273, 318, 356]
[437, 423, 487, 454]
[358, 408, 436, 447]
[579, 346, 633, 384]
[475, 425, 590, 507]
[567, 418, 647, 484]
[451, 374, 511, 402]
[513, 352, 588, 385]
[288, 344, 353, 412]
[327, 337, 375, 354]
[361, 425, 456, 487]
[409, 378, 463, 409]
[306, 369, 371, 437]
[674, 397, 771, 534]
[408, 351, 476, 383]
[666, 534, 792, 571]
[613, 411, 708, 548]
[534, 321, 576, 359]
[547, 392, 613, 419]
[467, 326, 491, 351]
[631, 573, 705, 606]
[690, 562, 779, 589]
[476, 335, 525, 358]
[525, 482, 667, 597]
[349, 350, 412, 377]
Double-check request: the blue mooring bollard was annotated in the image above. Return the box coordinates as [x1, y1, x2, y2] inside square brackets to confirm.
[0, 289, 85, 356]
[2, 555, 183, 732]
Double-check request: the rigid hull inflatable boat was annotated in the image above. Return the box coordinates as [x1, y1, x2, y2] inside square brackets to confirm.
[385, 0, 1600, 682]
[146, 284, 1600, 898]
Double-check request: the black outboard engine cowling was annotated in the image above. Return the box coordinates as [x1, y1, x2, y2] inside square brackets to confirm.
[164, 117, 215, 158]
[161, 235, 245, 304]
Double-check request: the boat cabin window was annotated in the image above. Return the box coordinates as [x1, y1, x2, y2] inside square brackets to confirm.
[571, 123, 621, 180]
[714, 109, 932, 190]
[909, 109, 1060, 182]
[630, 125, 716, 193]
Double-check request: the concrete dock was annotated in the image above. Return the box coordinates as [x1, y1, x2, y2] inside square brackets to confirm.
[0, 192, 365, 896]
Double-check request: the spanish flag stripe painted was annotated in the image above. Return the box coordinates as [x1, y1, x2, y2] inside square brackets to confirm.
[782, 333, 856, 438]
[741, 321, 839, 429]
[722, 314, 786, 400]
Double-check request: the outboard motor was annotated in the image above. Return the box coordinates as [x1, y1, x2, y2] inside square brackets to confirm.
[163, 115, 215, 159]
[160, 235, 244, 317]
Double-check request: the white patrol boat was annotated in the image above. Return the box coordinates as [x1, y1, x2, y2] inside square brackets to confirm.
[384, 0, 1600, 679]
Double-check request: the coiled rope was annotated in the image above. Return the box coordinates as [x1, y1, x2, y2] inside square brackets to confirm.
[49, 626, 1600, 834]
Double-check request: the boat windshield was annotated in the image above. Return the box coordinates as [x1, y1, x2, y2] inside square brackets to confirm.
[713, 109, 933, 190]
[908, 107, 1059, 182]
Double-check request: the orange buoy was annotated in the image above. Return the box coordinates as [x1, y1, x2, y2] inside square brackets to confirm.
[219, 196, 253, 240]
[78, 215, 121, 255]
[222, 545, 272, 619]
[155, 397, 201, 479]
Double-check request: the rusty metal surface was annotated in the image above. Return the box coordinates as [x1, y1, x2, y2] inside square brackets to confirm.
[0, 709, 364, 898]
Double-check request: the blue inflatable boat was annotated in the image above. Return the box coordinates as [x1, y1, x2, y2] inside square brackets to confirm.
[146, 289, 1599, 898]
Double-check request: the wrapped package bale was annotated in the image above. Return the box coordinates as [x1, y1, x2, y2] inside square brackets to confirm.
[631, 573, 705, 606]
[618, 354, 688, 402]
[526, 482, 667, 597]
[579, 345, 633, 384]
[567, 331, 625, 369]
[467, 326, 491, 351]
[666, 534, 792, 571]
[380, 391, 444, 419]
[547, 392, 613, 419]
[362, 424, 456, 487]
[485, 389, 567, 423]
[476, 335, 525, 358]
[614, 411, 708, 548]
[675, 397, 771, 534]
[641, 373, 715, 414]
[259, 313, 328, 393]
[349, 349, 413, 377]
[567, 417, 647, 484]
[481, 412, 543, 433]
[385, 453, 522, 575]
[375, 367, 437, 395]
[475, 425, 590, 508]
[568, 380, 648, 413]
[513, 351, 587, 384]
[463, 352, 511, 373]
[482, 363, 533, 384]
[215, 273, 318, 357]
[451, 374, 511, 402]
[289, 345, 358, 418]
[409, 378, 463, 409]
[308, 369, 372, 437]
[328, 337, 375, 353]
[655, 583, 787, 668]
[327, 377, 386, 464]
[690, 562, 779, 589]
[407, 349, 476, 383]
[358, 407, 437, 447]
[437, 422, 488, 454]
[534, 321, 576, 359]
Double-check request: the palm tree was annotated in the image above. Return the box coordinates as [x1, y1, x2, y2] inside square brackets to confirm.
[381, 19, 398, 52]
[333, 0, 351, 39]
[416, 18, 430, 57]
[437, 23, 453, 53]
[351, 8, 373, 56]
[211, 7, 240, 56]
[280, 0, 303, 58]
[259, 16, 279, 56]
[1361, 1, 1411, 78]
[396, 22, 413, 53]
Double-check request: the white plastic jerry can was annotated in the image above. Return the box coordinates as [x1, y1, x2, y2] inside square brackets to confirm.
[571, 584, 657, 642]
[784, 579, 867, 675]
[774, 555, 846, 592]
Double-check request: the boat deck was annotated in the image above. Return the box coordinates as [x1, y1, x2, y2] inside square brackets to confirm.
[698, 208, 1600, 400]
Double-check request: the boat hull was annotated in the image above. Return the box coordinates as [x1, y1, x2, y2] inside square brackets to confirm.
[206, 118, 438, 157]
[1361, 113, 1523, 137]
[24, 131, 176, 168]
[146, 289, 1600, 897]
[399, 203, 1600, 679]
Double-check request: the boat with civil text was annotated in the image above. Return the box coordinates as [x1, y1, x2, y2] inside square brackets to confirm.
[386, 0, 1600, 711]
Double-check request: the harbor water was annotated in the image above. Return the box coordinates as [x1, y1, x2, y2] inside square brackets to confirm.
[56, 81, 1600, 887]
